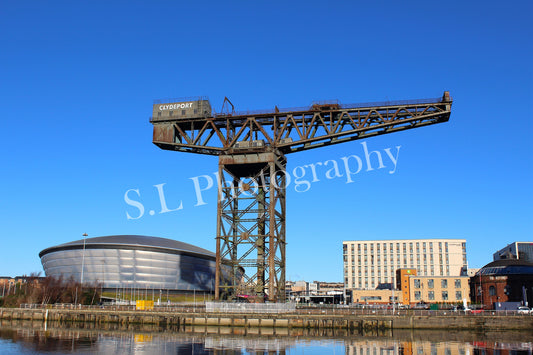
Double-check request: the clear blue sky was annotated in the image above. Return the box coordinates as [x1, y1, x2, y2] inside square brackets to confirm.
[1, 1, 532, 281]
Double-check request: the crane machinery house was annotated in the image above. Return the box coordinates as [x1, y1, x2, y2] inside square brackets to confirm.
[152, 97, 212, 120]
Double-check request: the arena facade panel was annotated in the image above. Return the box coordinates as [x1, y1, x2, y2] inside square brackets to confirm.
[39, 235, 221, 292]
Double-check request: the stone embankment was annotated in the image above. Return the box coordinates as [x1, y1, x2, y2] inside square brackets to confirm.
[1, 307, 532, 331]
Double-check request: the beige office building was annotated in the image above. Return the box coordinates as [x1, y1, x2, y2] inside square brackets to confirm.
[409, 275, 470, 304]
[343, 239, 467, 290]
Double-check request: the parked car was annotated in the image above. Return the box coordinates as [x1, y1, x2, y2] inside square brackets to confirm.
[517, 306, 532, 315]
[454, 305, 473, 313]
[412, 302, 430, 310]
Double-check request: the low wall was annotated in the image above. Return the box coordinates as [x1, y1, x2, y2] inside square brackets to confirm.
[1, 308, 532, 331]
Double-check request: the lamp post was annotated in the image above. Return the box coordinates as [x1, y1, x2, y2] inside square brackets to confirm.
[101, 259, 106, 301]
[392, 275, 395, 314]
[77, 233, 88, 306]
[80, 233, 88, 285]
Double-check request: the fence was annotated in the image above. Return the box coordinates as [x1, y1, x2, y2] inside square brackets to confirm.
[205, 302, 296, 314]
[17, 303, 531, 317]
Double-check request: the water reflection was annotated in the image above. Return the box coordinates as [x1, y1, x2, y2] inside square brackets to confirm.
[0, 319, 532, 354]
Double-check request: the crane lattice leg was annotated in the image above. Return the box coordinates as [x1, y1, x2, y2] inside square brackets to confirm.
[215, 151, 286, 302]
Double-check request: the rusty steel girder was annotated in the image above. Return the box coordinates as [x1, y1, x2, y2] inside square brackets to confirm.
[215, 151, 286, 302]
[150, 92, 452, 302]
[151, 92, 452, 156]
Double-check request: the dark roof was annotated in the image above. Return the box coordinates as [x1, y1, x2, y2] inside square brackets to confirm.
[476, 258, 533, 276]
[484, 259, 533, 267]
[39, 235, 215, 259]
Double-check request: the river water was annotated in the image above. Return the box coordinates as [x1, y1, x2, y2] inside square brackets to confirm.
[0, 320, 532, 354]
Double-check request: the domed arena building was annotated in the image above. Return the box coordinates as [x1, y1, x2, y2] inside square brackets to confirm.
[39, 235, 221, 293]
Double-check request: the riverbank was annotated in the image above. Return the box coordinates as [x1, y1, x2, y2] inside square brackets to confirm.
[1, 307, 532, 331]
[2, 319, 532, 355]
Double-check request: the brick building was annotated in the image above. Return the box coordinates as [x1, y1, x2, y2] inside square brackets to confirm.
[470, 259, 533, 309]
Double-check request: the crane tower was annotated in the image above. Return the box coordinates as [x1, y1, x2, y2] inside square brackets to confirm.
[150, 92, 452, 302]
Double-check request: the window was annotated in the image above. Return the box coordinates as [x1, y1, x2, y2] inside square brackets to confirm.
[441, 279, 448, 288]
[169, 110, 173, 116]
[442, 291, 448, 301]
[415, 291, 421, 300]
[455, 279, 461, 289]
[428, 279, 434, 289]
[181, 110, 186, 115]
[489, 286, 496, 296]
[414, 279, 421, 289]
[428, 291, 435, 300]
[456, 291, 462, 300]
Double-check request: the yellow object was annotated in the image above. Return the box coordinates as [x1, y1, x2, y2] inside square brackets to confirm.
[135, 300, 154, 310]
[134, 334, 153, 343]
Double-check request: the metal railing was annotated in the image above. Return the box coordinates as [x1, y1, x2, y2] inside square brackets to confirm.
[16, 303, 531, 317]
[206, 302, 296, 314]
[214, 96, 446, 118]
[153, 96, 209, 104]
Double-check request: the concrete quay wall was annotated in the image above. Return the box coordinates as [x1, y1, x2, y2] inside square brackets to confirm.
[1, 308, 532, 331]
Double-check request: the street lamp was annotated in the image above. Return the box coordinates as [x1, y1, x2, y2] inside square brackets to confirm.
[80, 233, 88, 285]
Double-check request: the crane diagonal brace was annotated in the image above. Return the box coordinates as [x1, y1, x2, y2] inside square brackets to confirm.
[151, 92, 452, 155]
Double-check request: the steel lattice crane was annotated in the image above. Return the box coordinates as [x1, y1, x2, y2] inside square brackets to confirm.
[150, 91, 452, 302]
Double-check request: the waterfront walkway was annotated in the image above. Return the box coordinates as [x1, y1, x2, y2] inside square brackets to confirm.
[1, 304, 532, 331]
